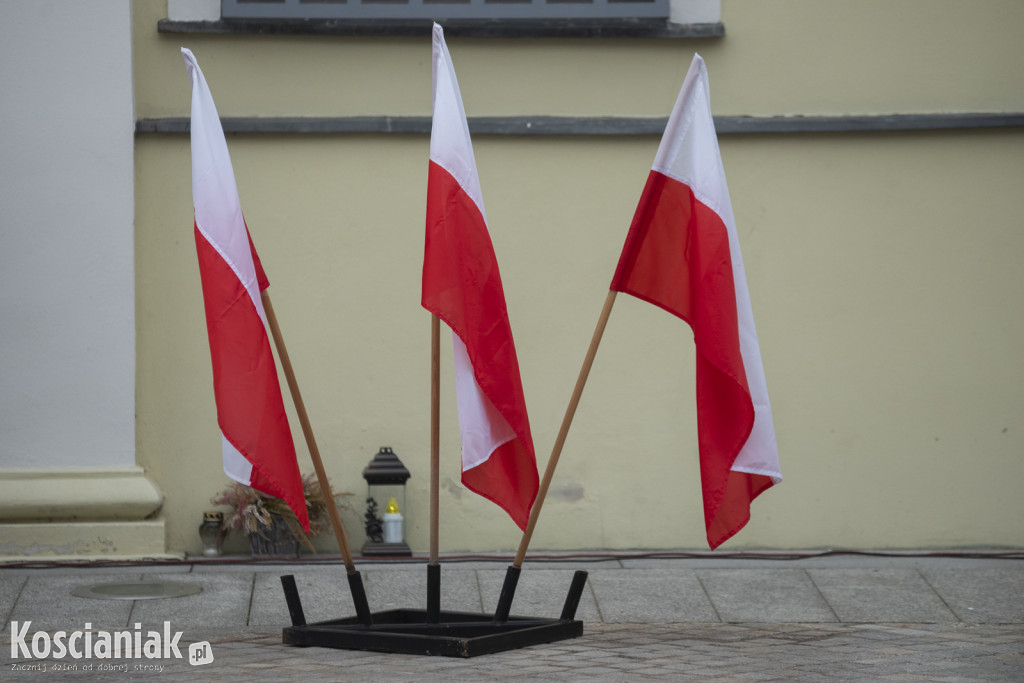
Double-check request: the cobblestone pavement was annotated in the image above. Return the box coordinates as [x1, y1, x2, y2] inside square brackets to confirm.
[2, 552, 1022, 681]
[4, 623, 1023, 682]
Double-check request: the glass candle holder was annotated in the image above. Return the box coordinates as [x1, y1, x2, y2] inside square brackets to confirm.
[198, 511, 225, 557]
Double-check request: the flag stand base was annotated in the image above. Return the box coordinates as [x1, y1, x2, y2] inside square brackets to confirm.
[279, 570, 588, 658]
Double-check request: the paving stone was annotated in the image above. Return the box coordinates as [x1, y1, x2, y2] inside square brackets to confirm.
[0, 564, 192, 577]
[127, 572, 253, 630]
[807, 567, 958, 623]
[697, 568, 837, 623]
[921, 565, 1024, 623]
[0, 573, 27, 625]
[6, 573, 139, 630]
[187, 560, 292, 573]
[587, 567, 718, 623]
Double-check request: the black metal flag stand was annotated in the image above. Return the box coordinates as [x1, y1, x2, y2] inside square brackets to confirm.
[279, 569, 588, 658]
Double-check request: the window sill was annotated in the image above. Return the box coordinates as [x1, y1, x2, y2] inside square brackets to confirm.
[157, 17, 724, 39]
[136, 113, 1024, 136]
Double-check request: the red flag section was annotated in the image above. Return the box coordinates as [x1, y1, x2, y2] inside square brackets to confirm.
[183, 48, 309, 532]
[611, 54, 781, 549]
[422, 24, 539, 530]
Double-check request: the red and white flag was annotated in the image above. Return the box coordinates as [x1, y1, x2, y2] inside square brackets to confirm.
[610, 54, 781, 549]
[421, 25, 539, 530]
[182, 48, 310, 532]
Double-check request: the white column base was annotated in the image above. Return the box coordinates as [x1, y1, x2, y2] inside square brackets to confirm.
[0, 521, 179, 562]
[0, 468, 172, 561]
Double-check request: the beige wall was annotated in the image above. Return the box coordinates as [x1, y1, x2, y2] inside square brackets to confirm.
[136, 1, 1024, 117]
[133, 0, 1024, 554]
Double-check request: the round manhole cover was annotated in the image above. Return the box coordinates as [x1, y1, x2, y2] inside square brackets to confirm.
[70, 581, 203, 600]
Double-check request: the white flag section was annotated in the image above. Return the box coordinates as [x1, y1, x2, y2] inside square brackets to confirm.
[421, 24, 539, 530]
[182, 48, 309, 532]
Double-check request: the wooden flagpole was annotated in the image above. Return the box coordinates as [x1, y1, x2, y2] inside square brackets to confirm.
[427, 314, 442, 622]
[494, 290, 617, 621]
[260, 290, 373, 626]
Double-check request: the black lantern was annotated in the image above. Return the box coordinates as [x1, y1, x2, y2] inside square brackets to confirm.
[361, 446, 412, 557]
